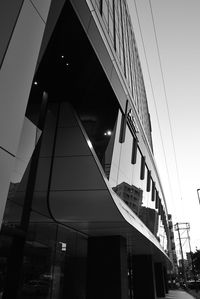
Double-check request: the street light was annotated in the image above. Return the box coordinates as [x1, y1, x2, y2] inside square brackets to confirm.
[197, 189, 200, 204]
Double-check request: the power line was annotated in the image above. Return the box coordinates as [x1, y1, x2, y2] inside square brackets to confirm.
[133, 0, 174, 203]
[148, 0, 183, 202]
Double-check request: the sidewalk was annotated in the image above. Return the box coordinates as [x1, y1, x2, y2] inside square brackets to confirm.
[159, 289, 195, 299]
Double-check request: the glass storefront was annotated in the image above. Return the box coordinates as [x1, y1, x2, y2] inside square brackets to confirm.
[0, 100, 168, 298]
[0, 102, 88, 299]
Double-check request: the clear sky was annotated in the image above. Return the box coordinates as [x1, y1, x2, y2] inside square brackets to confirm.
[127, 0, 200, 255]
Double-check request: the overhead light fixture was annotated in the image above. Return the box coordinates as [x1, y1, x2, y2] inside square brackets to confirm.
[104, 130, 112, 136]
[34, 81, 38, 85]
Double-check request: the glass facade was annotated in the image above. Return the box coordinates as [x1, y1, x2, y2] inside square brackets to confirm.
[0, 103, 88, 298]
[91, 0, 153, 150]
[0, 100, 169, 298]
[89, 0, 169, 252]
[106, 110, 168, 251]
[0, 0, 171, 298]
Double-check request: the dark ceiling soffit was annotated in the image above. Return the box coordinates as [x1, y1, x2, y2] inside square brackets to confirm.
[35, 0, 66, 74]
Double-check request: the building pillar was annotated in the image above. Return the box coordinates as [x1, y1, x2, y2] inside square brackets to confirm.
[154, 262, 166, 297]
[132, 255, 156, 299]
[163, 266, 169, 293]
[86, 236, 128, 299]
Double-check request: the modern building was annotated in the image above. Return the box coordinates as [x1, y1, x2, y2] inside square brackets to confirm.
[0, 1, 172, 298]
[113, 182, 143, 215]
[113, 182, 159, 235]
[168, 214, 178, 280]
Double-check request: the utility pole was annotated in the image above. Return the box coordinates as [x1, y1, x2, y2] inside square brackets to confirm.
[174, 223, 188, 286]
[186, 226, 196, 281]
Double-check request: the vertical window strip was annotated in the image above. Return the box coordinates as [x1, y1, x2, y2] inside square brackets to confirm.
[119, 100, 128, 143]
[133, 43, 140, 111]
[134, 52, 139, 110]
[102, 0, 109, 29]
[123, 4, 131, 89]
[131, 136, 137, 164]
[140, 155, 145, 180]
[130, 33, 138, 106]
[140, 78, 144, 125]
[146, 169, 151, 192]
[108, 0, 114, 44]
[107, 0, 110, 33]
[138, 59, 142, 114]
[126, 15, 134, 96]
[137, 62, 142, 116]
[116, 1, 121, 64]
[116, 1, 119, 61]
[100, 0, 103, 14]
[119, 0, 126, 76]
[116, 1, 121, 63]
[118, 1, 123, 68]
[113, 0, 116, 50]
[155, 190, 159, 209]
[158, 198, 162, 216]
[126, 11, 132, 91]
[140, 65, 147, 128]
[115, 2, 119, 59]
[161, 205, 164, 221]
[151, 181, 155, 201]
[123, 1, 129, 79]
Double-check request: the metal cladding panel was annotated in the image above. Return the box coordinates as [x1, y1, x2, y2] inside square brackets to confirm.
[0, 149, 15, 224]
[0, 0, 24, 68]
[29, 0, 52, 22]
[0, 0, 50, 155]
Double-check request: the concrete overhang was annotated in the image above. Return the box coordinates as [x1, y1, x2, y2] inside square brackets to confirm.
[50, 176, 172, 268]
[48, 105, 172, 269]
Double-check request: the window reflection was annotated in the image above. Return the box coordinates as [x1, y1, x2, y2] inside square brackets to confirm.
[113, 182, 142, 216]
[0, 210, 88, 299]
[110, 110, 168, 251]
[73, 91, 119, 179]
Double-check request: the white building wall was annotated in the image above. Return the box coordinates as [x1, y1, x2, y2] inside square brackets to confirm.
[0, 0, 52, 225]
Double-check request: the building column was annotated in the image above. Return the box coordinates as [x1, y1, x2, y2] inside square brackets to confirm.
[154, 262, 166, 297]
[163, 266, 169, 293]
[132, 255, 156, 299]
[86, 236, 128, 299]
